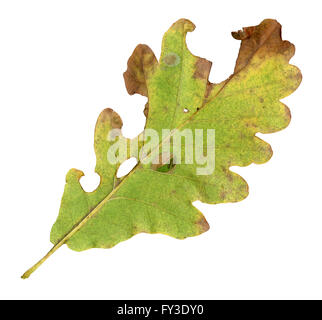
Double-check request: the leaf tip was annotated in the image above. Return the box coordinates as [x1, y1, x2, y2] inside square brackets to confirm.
[98, 108, 123, 129]
[66, 168, 84, 183]
[196, 216, 210, 234]
[171, 18, 196, 33]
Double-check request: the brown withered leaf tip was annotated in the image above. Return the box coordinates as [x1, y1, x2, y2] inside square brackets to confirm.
[123, 44, 157, 97]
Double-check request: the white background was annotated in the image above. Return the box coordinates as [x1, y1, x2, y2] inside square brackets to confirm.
[0, 0, 321, 299]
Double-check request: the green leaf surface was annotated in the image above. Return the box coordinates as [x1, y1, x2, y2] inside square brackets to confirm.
[22, 18, 301, 278]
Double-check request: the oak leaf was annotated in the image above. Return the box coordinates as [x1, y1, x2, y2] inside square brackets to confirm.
[22, 18, 301, 278]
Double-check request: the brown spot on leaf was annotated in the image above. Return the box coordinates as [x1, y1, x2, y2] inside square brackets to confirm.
[226, 172, 233, 182]
[144, 102, 149, 117]
[163, 53, 180, 66]
[205, 81, 213, 99]
[220, 191, 227, 200]
[194, 57, 212, 80]
[284, 105, 291, 122]
[196, 216, 210, 233]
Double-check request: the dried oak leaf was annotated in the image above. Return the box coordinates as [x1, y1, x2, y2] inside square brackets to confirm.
[22, 18, 301, 278]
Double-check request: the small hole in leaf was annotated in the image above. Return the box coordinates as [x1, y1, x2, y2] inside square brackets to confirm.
[80, 172, 100, 192]
[116, 157, 138, 178]
[183, 108, 189, 113]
